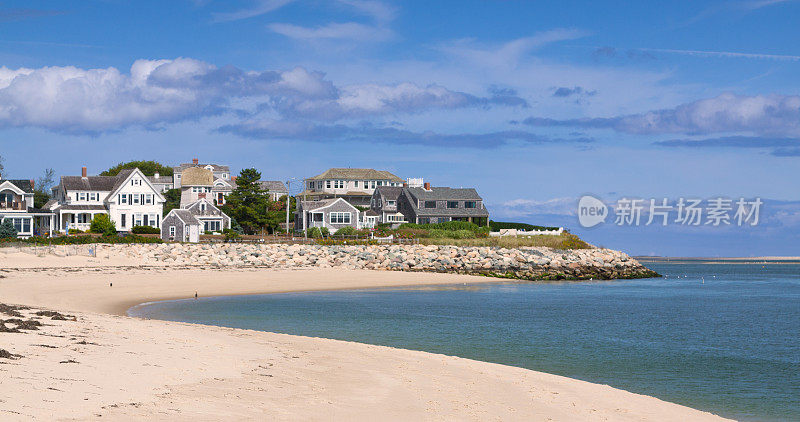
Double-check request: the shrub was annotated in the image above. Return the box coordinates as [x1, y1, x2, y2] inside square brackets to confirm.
[306, 227, 322, 238]
[335, 226, 357, 236]
[222, 228, 240, 241]
[427, 229, 449, 238]
[89, 214, 116, 235]
[68, 229, 84, 234]
[451, 229, 475, 239]
[399, 221, 480, 232]
[320, 227, 330, 237]
[489, 220, 559, 232]
[0, 220, 16, 239]
[131, 225, 160, 234]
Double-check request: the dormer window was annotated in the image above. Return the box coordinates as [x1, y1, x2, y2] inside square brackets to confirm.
[387, 200, 396, 207]
[200, 202, 207, 212]
[223, 173, 228, 179]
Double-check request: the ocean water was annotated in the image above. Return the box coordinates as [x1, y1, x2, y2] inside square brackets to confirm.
[130, 263, 800, 421]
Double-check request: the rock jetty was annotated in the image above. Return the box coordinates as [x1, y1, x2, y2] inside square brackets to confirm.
[107, 243, 659, 281]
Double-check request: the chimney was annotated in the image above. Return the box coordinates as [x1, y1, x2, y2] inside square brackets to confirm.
[30, 179, 35, 190]
[81, 166, 87, 178]
[402, 182, 408, 187]
[198, 192, 206, 199]
[423, 182, 431, 191]
[192, 158, 199, 165]
[154, 172, 160, 179]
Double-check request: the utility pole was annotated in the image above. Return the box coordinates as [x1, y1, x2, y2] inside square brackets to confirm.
[285, 179, 290, 238]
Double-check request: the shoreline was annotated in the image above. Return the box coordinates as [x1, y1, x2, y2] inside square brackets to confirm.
[0, 253, 730, 421]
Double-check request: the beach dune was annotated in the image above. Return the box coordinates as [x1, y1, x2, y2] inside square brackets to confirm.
[0, 253, 730, 421]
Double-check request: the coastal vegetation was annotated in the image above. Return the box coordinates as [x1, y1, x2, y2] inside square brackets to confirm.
[0, 234, 162, 245]
[488, 220, 560, 231]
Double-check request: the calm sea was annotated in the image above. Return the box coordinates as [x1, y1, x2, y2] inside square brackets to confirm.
[130, 263, 800, 421]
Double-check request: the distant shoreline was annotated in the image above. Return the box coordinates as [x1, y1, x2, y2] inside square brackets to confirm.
[636, 256, 800, 264]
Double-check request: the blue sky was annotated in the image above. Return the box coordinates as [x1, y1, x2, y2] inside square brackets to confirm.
[0, 0, 799, 256]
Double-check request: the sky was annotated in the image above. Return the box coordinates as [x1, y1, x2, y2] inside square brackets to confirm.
[0, 0, 798, 256]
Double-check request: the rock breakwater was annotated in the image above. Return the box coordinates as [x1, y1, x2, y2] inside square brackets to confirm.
[107, 244, 659, 281]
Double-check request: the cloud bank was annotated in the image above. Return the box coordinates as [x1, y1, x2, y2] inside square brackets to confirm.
[0, 58, 527, 135]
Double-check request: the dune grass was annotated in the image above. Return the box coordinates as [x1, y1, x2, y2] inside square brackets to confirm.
[418, 233, 592, 249]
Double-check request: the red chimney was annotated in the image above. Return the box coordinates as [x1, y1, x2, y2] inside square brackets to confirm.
[82, 166, 87, 178]
[423, 182, 431, 190]
[192, 158, 199, 165]
[403, 182, 408, 187]
[198, 192, 206, 199]
[30, 179, 35, 190]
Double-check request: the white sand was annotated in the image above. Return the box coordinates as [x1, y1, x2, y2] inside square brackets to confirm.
[0, 253, 731, 421]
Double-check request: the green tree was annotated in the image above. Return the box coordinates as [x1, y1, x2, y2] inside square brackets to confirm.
[34, 168, 55, 208]
[220, 168, 268, 235]
[89, 214, 117, 235]
[265, 195, 297, 233]
[162, 188, 181, 216]
[0, 219, 16, 239]
[101, 161, 173, 177]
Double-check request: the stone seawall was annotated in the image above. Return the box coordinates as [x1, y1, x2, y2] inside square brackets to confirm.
[105, 244, 659, 281]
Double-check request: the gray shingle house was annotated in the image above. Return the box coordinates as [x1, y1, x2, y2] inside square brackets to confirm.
[369, 186, 407, 227]
[161, 198, 231, 242]
[295, 197, 361, 233]
[257, 180, 288, 202]
[397, 184, 489, 226]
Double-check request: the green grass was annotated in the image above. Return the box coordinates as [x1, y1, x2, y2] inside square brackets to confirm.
[418, 232, 592, 249]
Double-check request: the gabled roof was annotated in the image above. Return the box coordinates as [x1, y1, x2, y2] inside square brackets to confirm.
[375, 186, 403, 200]
[183, 198, 229, 218]
[107, 168, 166, 203]
[0, 179, 34, 194]
[174, 163, 230, 173]
[405, 187, 483, 201]
[180, 167, 214, 186]
[59, 175, 118, 192]
[307, 168, 403, 182]
[148, 175, 173, 185]
[258, 180, 287, 192]
[299, 197, 357, 212]
[167, 209, 201, 225]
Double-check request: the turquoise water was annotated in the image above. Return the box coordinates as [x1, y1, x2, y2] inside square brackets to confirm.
[130, 263, 800, 421]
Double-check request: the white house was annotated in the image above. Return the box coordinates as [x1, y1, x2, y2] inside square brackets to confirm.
[51, 167, 165, 233]
[295, 197, 363, 234]
[301, 168, 404, 207]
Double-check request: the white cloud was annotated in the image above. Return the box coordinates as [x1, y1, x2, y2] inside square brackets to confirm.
[526, 93, 800, 136]
[268, 21, 394, 42]
[438, 29, 590, 69]
[212, 0, 295, 22]
[0, 58, 523, 134]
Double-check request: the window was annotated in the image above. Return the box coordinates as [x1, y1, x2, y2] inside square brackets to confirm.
[134, 214, 142, 226]
[326, 180, 331, 189]
[333, 180, 344, 189]
[223, 173, 228, 179]
[363, 180, 368, 188]
[387, 215, 404, 222]
[329, 212, 351, 224]
[200, 202, 207, 212]
[79, 192, 86, 201]
[121, 214, 126, 228]
[354, 181, 359, 188]
[145, 194, 153, 205]
[447, 201, 459, 209]
[203, 220, 221, 232]
[419, 218, 430, 224]
[370, 181, 376, 189]
[150, 214, 159, 228]
[169, 226, 176, 238]
[133, 195, 140, 205]
[424, 201, 437, 209]
[377, 181, 383, 186]
[177, 174, 181, 179]
[131, 178, 141, 186]
[77, 214, 91, 224]
[465, 201, 477, 209]
[387, 200, 396, 207]
[6, 217, 31, 233]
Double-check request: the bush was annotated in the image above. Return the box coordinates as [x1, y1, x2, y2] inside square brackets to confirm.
[5, 234, 162, 245]
[334, 226, 357, 236]
[131, 225, 160, 234]
[320, 227, 330, 237]
[306, 227, 322, 238]
[489, 220, 559, 232]
[427, 229, 449, 238]
[451, 229, 475, 239]
[399, 221, 480, 232]
[89, 214, 116, 235]
[68, 229, 84, 234]
[222, 228, 240, 242]
[0, 219, 16, 239]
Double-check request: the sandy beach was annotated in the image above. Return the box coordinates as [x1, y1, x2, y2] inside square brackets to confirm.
[0, 252, 731, 421]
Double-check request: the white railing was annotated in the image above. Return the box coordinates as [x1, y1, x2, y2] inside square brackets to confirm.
[489, 227, 564, 237]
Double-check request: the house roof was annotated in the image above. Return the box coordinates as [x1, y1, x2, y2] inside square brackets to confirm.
[169, 209, 201, 225]
[258, 180, 287, 192]
[0, 179, 34, 193]
[375, 186, 403, 200]
[148, 175, 172, 185]
[56, 204, 108, 211]
[108, 169, 136, 195]
[184, 199, 229, 218]
[59, 175, 118, 192]
[180, 167, 214, 186]
[307, 168, 403, 182]
[174, 163, 230, 173]
[406, 187, 483, 201]
[299, 197, 357, 212]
